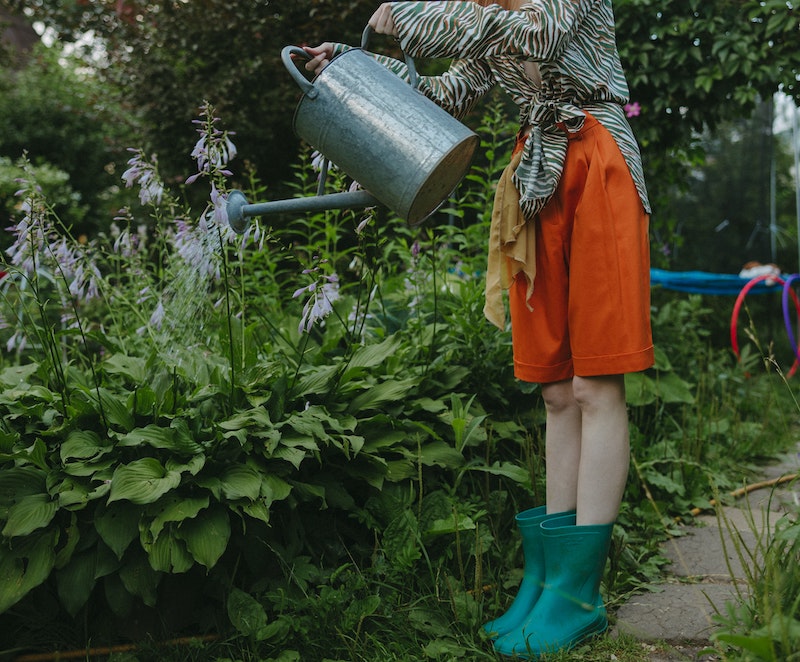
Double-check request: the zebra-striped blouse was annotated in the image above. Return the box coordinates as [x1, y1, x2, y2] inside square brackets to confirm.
[385, 0, 651, 219]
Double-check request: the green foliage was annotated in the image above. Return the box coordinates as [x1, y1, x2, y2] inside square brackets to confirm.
[0, 45, 135, 237]
[0, 99, 796, 661]
[8, 0, 798, 207]
[712, 505, 800, 660]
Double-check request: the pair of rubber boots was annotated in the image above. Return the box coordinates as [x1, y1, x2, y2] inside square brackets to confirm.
[483, 507, 613, 658]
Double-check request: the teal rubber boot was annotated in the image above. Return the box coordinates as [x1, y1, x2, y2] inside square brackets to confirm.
[482, 507, 573, 639]
[493, 513, 613, 658]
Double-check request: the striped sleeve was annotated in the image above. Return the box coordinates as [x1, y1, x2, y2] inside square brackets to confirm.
[391, 0, 601, 62]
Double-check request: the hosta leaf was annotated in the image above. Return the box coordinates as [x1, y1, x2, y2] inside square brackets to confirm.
[262, 475, 292, 505]
[119, 551, 161, 607]
[166, 454, 206, 476]
[347, 377, 419, 413]
[341, 335, 402, 380]
[177, 506, 230, 568]
[116, 423, 202, 455]
[0, 529, 57, 613]
[220, 465, 262, 501]
[465, 461, 531, 485]
[0, 467, 46, 510]
[60, 430, 111, 463]
[149, 495, 210, 539]
[107, 458, 182, 505]
[271, 445, 309, 469]
[227, 586, 268, 638]
[241, 500, 271, 524]
[95, 502, 140, 560]
[408, 440, 464, 469]
[219, 407, 273, 431]
[56, 549, 96, 616]
[96, 388, 135, 431]
[0, 363, 38, 387]
[2, 493, 58, 537]
[146, 529, 194, 574]
[54, 477, 94, 509]
[101, 353, 149, 384]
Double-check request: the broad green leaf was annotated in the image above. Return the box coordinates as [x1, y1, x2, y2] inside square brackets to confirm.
[220, 465, 262, 501]
[56, 549, 96, 616]
[96, 387, 135, 431]
[271, 445, 307, 469]
[148, 495, 210, 539]
[165, 453, 206, 476]
[146, 529, 194, 573]
[347, 377, 419, 413]
[341, 335, 402, 380]
[107, 458, 182, 505]
[0, 530, 57, 613]
[101, 353, 149, 384]
[60, 430, 111, 462]
[95, 502, 141, 560]
[424, 514, 476, 538]
[0, 467, 46, 510]
[227, 586, 268, 638]
[2, 493, 58, 537]
[465, 461, 531, 485]
[409, 440, 464, 469]
[219, 407, 273, 431]
[261, 475, 292, 505]
[54, 513, 80, 569]
[177, 506, 230, 568]
[118, 551, 161, 607]
[0, 363, 38, 387]
[54, 477, 94, 509]
[116, 423, 202, 455]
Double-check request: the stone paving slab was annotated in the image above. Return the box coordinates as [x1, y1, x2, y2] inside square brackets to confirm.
[613, 447, 800, 660]
[614, 582, 746, 643]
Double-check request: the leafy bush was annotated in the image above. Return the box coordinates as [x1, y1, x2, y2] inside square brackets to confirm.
[0, 98, 795, 660]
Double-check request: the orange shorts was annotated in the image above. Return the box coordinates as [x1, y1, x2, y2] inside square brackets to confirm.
[508, 115, 654, 383]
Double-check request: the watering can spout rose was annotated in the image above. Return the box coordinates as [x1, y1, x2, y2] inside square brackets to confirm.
[227, 26, 479, 234]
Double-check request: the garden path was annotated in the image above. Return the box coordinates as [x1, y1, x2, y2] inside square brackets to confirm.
[611, 443, 800, 661]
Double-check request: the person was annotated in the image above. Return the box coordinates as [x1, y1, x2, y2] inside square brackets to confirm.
[303, 0, 654, 657]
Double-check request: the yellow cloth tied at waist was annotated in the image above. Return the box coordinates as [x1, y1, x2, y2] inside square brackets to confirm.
[483, 148, 536, 330]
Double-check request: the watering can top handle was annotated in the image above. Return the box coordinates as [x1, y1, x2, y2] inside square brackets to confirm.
[280, 29, 421, 96]
[360, 25, 419, 89]
[281, 46, 317, 97]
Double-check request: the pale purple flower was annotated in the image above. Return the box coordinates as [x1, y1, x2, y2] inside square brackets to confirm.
[294, 272, 340, 334]
[185, 103, 237, 185]
[149, 300, 166, 329]
[121, 149, 164, 205]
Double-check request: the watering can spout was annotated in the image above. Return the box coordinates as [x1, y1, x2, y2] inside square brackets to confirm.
[226, 189, 381, 234]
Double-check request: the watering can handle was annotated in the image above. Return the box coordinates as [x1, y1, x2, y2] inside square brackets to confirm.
[360, 25, 419, 89]
[282, 46, 318, 98]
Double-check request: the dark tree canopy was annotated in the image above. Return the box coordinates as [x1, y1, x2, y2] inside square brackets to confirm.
[3, 0, 799, 205]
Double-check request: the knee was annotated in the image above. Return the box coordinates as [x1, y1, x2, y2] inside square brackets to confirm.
[571, 374, 625, 412]
[541, 379, 578, 415]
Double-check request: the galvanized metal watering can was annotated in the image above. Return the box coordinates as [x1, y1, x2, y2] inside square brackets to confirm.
[227, 27, 479, 233]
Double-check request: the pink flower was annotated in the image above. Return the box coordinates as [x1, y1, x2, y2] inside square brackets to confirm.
[624, 102, 641, 118]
